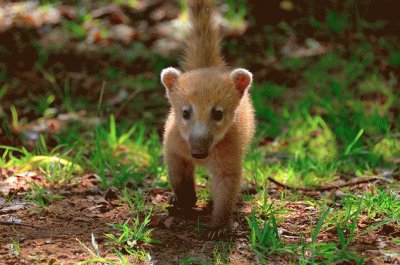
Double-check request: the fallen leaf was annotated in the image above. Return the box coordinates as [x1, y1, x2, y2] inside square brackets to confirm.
[149, 213, 167, 227]
[164, 217, 174, 229]
[152, 194, 167, 205]
[104, 188, 119, 202]
[0, 201, 33, 214]
[18, 155, 83, 173]
[5, 216, 22, 224]
[176, 233, 190, 241]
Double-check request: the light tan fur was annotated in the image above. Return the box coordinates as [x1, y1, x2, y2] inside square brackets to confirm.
[160, 0, 255, 236]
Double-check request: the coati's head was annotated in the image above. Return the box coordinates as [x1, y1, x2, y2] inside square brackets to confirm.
[161, 67, 252, 159]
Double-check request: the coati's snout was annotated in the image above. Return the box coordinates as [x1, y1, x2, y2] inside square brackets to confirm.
[189, 123, 214, 159]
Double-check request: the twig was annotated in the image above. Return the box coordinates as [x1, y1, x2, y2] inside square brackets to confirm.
[268, 177, 380, 192]
[0, 221, 40, 228]
[372, 133, 400, 140]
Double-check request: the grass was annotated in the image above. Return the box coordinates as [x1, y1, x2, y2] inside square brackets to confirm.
[247, 195, 396, 264]
[121, 188, 148, 215]
[77, 196, 154, 264]
[223, 0, 248, 28]
[9, 238, 21, 258]
[343, 188, 400, 219]
[77, 234, 133, 265]
[212, 241, 234, 265]
[105, 213, 155, 256]
[247, 173, 399, 263]
[177, 241, 235, 265]
[25, 182, 64, 208]
[247, 210, 284, 257]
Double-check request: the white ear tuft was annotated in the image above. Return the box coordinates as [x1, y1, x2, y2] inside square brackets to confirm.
[161, 67, 181, 91]
[230, 68, 253, 95]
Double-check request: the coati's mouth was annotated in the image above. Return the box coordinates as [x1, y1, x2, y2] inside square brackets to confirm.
[188, 134, 213, 159]
[191, 152, 209, 159]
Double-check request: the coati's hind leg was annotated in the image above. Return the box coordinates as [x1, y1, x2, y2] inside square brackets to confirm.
[208, 164, 241, 239]
[166, 152, 197, 211]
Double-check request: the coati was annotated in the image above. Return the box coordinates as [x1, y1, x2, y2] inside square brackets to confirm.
[160, 0, 255, 238]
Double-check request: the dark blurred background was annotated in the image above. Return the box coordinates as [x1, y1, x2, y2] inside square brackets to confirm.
[0, 0, 399, 165]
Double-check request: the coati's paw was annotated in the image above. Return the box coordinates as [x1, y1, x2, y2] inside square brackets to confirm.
[169, 194, 179, 206]
[168, 194, 196, 210]
[207, 226, 230, 240]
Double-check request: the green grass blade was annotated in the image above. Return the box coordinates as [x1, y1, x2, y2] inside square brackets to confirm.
[344, 129, 364, 156]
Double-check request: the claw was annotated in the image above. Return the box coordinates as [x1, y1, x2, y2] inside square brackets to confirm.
[179, 219, 188, 225]
[169, 195, 178, 205]
[217, 228, 227, 238]
[168, 194, 196, 211]
[207, 227, 229, 240]
[208, 231, 216, 239]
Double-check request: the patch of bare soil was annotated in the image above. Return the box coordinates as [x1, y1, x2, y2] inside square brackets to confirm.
[0, 174, 129, 264]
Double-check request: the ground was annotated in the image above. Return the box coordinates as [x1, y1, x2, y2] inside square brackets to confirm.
[0, 0, 400, 264]
[1, 170, 399, 264]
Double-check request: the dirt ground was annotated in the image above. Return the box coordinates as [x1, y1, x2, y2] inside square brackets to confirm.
[1, 169, 399, 264]
[0, 171, 257, 264]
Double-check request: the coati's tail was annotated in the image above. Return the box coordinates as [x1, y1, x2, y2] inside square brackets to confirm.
[182, 0, 226, 71]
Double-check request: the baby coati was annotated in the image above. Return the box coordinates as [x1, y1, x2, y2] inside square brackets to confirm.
[160, 0, 255, 238]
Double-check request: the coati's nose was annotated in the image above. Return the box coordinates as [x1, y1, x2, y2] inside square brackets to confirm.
[189, 123, 213, 159]
[191, 151, 209, 159]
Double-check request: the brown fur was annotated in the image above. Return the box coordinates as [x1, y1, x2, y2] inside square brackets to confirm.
[182, 0, 226, 71]
[160, 0, 255, 234]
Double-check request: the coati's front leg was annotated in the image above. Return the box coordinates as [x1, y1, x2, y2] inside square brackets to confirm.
[208, 161, 242, 239]
[165, 151, 197, 211]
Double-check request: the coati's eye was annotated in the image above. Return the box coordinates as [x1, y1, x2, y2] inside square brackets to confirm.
[182, 108, 191, 120]
[212, 108, 223, 121]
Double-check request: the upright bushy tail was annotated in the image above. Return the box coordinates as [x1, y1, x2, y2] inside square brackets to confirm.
[182, 0, 226, 71]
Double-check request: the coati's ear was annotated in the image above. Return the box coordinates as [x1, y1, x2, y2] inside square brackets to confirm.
[161, 67, 181, 91]
[230, 68, 253, 96]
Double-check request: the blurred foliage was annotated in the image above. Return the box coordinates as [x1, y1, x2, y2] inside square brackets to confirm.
[0, 0, 399, 187]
